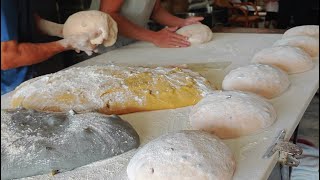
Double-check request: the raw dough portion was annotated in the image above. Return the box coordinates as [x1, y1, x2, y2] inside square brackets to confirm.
[282, 25, 319, 38]
[176, 24, 213, 45]
[63, 10, 118, 47]
[273, 35, 319, 57]
[1, 109, 140, 180]
[252, 46, 315, 74]
[190, 91, 277, 139]
[9, 65, 214, 115]
[222, 64, 290, 99]
[127, 130, 235, 180]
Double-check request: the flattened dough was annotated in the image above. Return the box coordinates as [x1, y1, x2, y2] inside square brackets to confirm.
[252, 46, 314, 74]
[176, 24, 213, 45]
[9, 65, 214, 115]
[273, 35, 319, 57]
[190, 91, 277, 139]
[222, 64, 290, 99]
[63, 10, 118, 47]
[1, 109, 139, 180]
[127, 130, 235, 180]
[283, 25, 319, 38]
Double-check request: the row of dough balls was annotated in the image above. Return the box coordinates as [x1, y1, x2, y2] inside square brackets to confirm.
[188, 25, 319, 140]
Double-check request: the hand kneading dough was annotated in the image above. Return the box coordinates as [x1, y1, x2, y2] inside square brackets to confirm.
[1, 109, 139, 180]
[222, 64, 290, 99]
[273, 35, 319, 57]
[282, 25, 319, 38]
[63, 10, 118, 47]
[252, 46, 314, 74]
[176, 24, 213, 45]
[127, 130, 235, 180]
[9, 65, 213, 115]
[190, 91, 277, 139]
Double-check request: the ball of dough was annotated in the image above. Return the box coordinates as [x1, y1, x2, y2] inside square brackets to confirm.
[127, 130, 235, 180]
[222, 64, 290, 99]
[176, 24, 213, 45]
[252, 46, 314, 74]
[190, 91, 277, 139]
[9, 65, 214, 115]
[1, 109, 140, 180]
[63, 10, 118, 47]
[273, 35, 319, 57]
[282, 25, 319, 38]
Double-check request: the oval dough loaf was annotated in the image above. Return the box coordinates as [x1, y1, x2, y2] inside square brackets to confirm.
[63, 10, 118, 47]
[190, 91, 277, 139]
[127, 130, 235, 180]
[222, 64, 290, 99]
[282, 25, 319, 38]
[176, 24, 213, 45]
[273, 35, 319, 57]
[1, 109, 140, 180]
[252, 46, 314, 74]
[9, 65, 214, 115]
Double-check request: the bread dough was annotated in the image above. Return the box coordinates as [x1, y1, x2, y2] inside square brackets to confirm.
[222, 64, 290, 99]
[176, 24, 213, 45]
[190, 91, 277, 139]
[1, 109, 139, 180]
[273, 35, 319, 57]
[127, 130, 235, 180]
[63, 10, 118, 47]
[282, 25, 319, 38]
[9, 65, 214, 115]
[252, 46, 314, 74]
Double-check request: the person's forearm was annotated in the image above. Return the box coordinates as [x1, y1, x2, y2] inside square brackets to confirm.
[151, 1, 185, 27]
[35, 14, 64, 38]
[1, 40, 70, 70]
[109, 13, 157, 43]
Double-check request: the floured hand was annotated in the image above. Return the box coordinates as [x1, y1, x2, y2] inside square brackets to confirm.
[59, 30, 102, 56]
[181, 17, 204, 27]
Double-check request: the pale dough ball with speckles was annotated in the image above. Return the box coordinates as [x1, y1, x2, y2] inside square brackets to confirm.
[252, 46, 314, 74]
[190, 91, 277, 139]
[127, 130, 236, 180]
[63, 10, 118, 47]
[176, 24, 213, 45]
[273, 35, 319, 57]
[282, 25, 319, 39]
[222, 64, 290, 99]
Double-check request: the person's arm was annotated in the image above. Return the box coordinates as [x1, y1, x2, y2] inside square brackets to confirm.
[1, 31, 101, 70]
[100, 0, 190, 48]
[34, 14, 63, 38]
[151, 0, 204, 28]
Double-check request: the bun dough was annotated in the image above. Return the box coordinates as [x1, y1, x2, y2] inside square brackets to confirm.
[1, 109, 139, 180]
[222, 64, 290, 99]
[283, 25, 319, 38]
[273, 35, 319, 57]
[190, 91, 277, 139]
[63, 10, 118, 47]
[127, 130, 235, 180]
[252, 46, 314, 74]
[176, 24, 213, 45]
[9, 65, 214, 115]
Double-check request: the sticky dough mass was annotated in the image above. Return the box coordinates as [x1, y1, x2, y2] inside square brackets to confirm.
[176, 24, 213, 45]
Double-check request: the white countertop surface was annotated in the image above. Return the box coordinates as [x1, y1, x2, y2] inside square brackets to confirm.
[2, 33, 319, 180]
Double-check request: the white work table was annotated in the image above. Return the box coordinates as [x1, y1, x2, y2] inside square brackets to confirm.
[3, 33, 319, 180]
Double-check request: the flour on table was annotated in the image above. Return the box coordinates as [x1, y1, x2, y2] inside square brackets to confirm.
[127, 130, 236, 180]
[222, 64, 290, 99]
[190, 91, 277, 139]
[252, 46, 315, 74]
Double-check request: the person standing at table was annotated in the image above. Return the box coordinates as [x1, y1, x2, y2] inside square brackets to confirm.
[264, 0, 279, 28]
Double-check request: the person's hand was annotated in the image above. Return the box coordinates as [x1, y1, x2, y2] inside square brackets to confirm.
[152, 27, 190, 48]
[181, 17, 204, 27]
[59, 30, 102, 56]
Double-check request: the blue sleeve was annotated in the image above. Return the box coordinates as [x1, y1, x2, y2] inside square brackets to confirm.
[1, 0, 18, 42]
